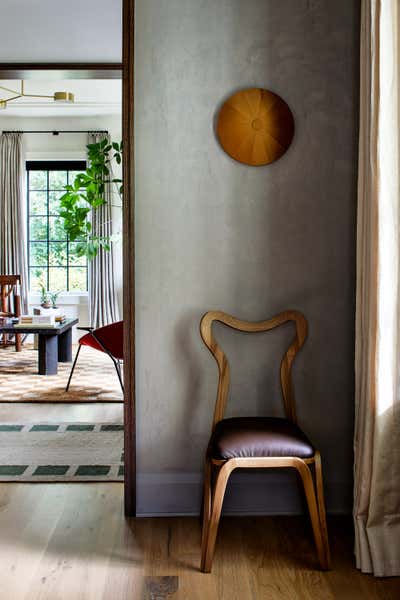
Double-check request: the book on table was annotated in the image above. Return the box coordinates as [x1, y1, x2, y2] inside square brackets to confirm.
[14, 314, 67, 328]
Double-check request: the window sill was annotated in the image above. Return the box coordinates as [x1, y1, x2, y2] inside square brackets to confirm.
[28, 292, 88, 306]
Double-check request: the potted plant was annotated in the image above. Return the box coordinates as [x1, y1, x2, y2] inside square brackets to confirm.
[40, 285, 51, 309]
[49, 291, 61, 309]
[59, 138, 123, 260]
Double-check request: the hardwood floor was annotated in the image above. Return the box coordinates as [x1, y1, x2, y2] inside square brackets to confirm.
[0, 483, 398, 599]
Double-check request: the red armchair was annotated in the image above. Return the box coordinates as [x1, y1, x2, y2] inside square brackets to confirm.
[66, 321, 124, 392]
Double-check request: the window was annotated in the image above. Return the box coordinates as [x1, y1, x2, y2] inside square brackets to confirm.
[27, 161, 88, 293]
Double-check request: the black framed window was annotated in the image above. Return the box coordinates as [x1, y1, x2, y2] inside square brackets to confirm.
[26, 160, 88, 293]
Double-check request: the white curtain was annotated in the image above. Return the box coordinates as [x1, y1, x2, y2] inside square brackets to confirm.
[87, 132, 120, 328]
[354, 0, 400, 577]
[0, 132, 28, 313]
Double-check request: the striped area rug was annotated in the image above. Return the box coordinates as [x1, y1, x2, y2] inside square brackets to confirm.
[0, 422, 124, 481]
[0, 345, 123, 403]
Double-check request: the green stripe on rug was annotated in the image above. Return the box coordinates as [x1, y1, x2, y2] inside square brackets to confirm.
[75, 465, 111, 476]
[33, 465, 70, 476]
[0, 425, 24, 432]
[0, 465, 28, 475]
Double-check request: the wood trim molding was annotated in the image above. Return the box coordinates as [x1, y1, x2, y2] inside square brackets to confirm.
[122, 0, 136, 517]
[0, 64, 122, 79]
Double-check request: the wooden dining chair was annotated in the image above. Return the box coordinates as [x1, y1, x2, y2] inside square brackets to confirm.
[0, 274, 22, 351]
[199, 310, 330, 573]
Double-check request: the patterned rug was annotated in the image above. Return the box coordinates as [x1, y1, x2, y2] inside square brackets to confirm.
[0, 345, 123, 403]
[0, 422, 124, 481]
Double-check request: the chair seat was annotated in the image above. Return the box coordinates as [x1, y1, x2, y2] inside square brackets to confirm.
[79, 331, 104, 353]
[78, 321, 123, 360]
[208, 417, 314, 460]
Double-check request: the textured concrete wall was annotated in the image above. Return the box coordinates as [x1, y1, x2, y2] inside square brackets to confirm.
[135, 0, 360, 515]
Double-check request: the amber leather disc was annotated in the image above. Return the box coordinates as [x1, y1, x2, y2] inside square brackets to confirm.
[217, 88, 294, 166]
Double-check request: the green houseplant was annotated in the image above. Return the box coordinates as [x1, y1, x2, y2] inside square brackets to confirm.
[40, 284, 51, 308]
[49, 291, 61, 309]
[59, 139, 123, 260]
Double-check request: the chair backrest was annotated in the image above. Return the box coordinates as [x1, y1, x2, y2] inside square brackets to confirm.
[92, 320, 123, 360]
[200, 310, 307, 429]
[0, 275, 21, 316]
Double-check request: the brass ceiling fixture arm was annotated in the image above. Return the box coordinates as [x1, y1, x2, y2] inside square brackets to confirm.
[0, 83, 22, 95]
[0, 80, 74, 110]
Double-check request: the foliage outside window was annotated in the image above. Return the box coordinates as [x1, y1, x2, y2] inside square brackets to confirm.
[27, 161, 88, 293]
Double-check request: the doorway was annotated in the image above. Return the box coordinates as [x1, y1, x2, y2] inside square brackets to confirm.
[0, 59, 135, 514]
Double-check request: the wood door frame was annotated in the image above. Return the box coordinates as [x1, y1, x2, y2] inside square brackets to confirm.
[0, 0, 136, 516]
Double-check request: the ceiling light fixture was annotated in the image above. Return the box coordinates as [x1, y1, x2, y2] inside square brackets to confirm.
[0, 81, 75, 110]
[53, 91, 75, 103]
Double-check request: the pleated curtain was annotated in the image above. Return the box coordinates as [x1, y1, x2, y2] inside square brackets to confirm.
[354, 0, 400, 577]
[0, 132, 28, 313]
[87, 132, 119, 328]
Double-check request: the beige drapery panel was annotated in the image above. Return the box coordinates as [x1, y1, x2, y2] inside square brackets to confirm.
[0, 132, 28, 313]
[87, 132, 119, 328]
[354, 0, 400, 577]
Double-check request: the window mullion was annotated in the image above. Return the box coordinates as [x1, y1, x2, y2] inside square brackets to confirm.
[27, 171, 30, 291]
[66, 170, 70, 291]
[46, 170, 50, 291]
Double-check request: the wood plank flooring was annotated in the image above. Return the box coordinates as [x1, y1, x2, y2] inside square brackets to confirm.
[0, 483, 398, 600]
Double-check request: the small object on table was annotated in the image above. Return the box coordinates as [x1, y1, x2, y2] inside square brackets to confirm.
[32, 307, 67, 348]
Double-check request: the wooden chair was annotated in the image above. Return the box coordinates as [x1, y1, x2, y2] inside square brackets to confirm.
[199, 310, 330, 573]
[0, 275, 22, 352]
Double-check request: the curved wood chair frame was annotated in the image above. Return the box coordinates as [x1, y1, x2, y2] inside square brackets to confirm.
[0, 274, 22, 351]
[199, 310, 330, 573]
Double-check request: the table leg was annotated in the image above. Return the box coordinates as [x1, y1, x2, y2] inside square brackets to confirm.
[38, 334, 58, 375]
[58, 327, 72, 362]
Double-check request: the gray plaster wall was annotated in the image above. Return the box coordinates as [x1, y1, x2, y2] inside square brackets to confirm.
[135, 0, 360, 515]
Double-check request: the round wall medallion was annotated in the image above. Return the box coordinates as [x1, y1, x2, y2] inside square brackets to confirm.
[216, 88, 295, 166]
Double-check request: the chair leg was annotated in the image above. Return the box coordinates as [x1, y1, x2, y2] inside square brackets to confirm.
[112, 358, 124, 392]
[314, 452, 331, 568]
[201, 458, 212, 552]
[200, 461, 231, 573]
[15, 333, 22, 352]
[296, 460, 329, 570]
[65, 345, 81, 392]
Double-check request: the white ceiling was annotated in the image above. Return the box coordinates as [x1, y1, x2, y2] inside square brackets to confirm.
[0, 0, 122, 63]
[0, 80, 121, 117]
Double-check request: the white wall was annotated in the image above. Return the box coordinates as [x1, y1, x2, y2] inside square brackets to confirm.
[0, 0, 122, 63]
[0, 114, 123, 341]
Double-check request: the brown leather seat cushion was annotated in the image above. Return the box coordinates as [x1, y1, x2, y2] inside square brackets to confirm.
[208, 417, 314, 460]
